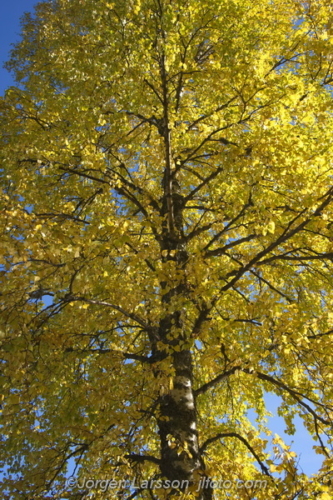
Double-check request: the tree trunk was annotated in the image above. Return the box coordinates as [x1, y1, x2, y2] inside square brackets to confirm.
[155, 42, 213, 498]
[157, 349, 213, 499]
[155, 187, 212, 498]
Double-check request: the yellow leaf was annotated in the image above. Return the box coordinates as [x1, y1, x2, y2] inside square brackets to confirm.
[319, 494, 332, 500]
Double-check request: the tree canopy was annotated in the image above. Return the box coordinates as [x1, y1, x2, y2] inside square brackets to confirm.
[1, 0, 333, 498]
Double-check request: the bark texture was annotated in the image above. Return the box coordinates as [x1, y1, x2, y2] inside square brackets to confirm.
[154, 51, 213, 499]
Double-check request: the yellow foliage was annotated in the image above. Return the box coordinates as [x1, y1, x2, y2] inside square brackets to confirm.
[1, 0, 333, 499]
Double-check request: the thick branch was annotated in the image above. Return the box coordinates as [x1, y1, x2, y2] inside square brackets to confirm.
[200, 432, 271, 477]
[194, 366, 242, 396]
[220, 190, 333, 292]
[243, 369, 332, 426]
[125, 454, 160, 465]
[196, 366, 332, 426]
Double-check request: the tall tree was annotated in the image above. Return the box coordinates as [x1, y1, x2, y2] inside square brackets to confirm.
[1, 0, 333, 498]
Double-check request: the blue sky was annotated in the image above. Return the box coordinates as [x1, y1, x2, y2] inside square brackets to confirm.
[0, 0, 325, 480]
[0, 0, 38, 95]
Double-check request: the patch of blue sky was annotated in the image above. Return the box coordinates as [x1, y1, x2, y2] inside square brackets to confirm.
[252, 392, 327, 476]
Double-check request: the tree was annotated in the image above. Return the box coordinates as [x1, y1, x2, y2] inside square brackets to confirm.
[1, 0, 333, 498]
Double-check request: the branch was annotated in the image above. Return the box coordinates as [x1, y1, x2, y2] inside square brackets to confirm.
[191, 304, 212, 338]
[308, 328, 333, 339]
[125, 454, 160, 465]
[180, 125, 234, 166]
[220, 189, 333, 292]
[126, 489, 145, 500]
[58, 165, 110, 185]
[65, 296, 152, 332]
[46, 443, 89, 491]
[125, 241, 156, 272]
[257, 251, 333, 266]
[184, 221, 217, 242]
[187, 96, 238, 131]
[196, 366, 332, 426]
[64, 347, 153, 364]
[202, 195, 254, 252]
[184, 166, 224, 202]
[200, 432, 271, 477]
[204, 234, 256, 258]
[194, 365, 242, 396]
[249, 269, 294, 303]
[144, 78, 164, 105]
[34, 211, 89, 225]
[242, 369, 332, 426]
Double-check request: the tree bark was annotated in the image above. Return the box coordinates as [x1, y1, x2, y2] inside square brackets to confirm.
[157, 350, 213, 499]
[153, 35, 213, 497]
